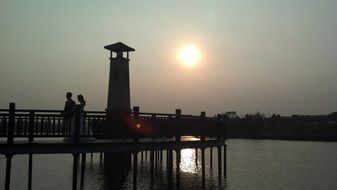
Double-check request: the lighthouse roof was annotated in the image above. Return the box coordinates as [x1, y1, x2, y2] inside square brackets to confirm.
[104, 42, 135, 53]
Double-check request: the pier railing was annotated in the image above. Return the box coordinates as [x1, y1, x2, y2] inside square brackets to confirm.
[0, 103, 225, 143]
[0, 103, 227, 190]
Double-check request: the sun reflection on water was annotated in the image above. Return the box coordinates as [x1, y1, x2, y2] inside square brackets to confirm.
[180, 148, 199, 174]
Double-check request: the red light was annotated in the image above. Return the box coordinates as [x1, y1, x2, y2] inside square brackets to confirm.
[136, 124, 141, 128]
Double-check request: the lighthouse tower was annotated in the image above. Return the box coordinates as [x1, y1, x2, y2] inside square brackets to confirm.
[104, 42, 135, 113]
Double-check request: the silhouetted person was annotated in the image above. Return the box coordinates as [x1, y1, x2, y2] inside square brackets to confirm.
[77, 94, 85, 112]
[61, 92, 75, 133]
[76, 94, 96, 141]
[64, 94, 95, 142]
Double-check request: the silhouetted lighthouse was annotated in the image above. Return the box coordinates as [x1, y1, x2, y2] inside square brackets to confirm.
[104, 42, 135, 113]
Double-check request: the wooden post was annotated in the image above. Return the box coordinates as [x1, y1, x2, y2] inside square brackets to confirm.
[72, 153, 79, 190]
[201, 148, 206, 189]
[150, 150, 154, 177]
[8, 103, 15, 144]
[210, 147, 213, 169]
[133, 106, 139, 119]
[154, 150, 158, 171]
[5, 154, 13, 190]
[175, 109, 181, 142]
[200, 111, 206, 141]
[223, 114, 226, 140]
[167, 149, 173, 190]
[218, 146, 222, 182]
[160, 150, 163, 162]
[151, 114, 156, 138]
[195, 148, 198, 167]
[80, 153, 86, 190]
[133, 106, 139, 140]
[141, 151, 143, 163]
[217, 114, 222, 141]
[176, 149, 181, 190]
[74, 106, 81, 144]
[168, 149, 173, 172]
[133, 152, 138, 190]
[222, 115, 227, 178]
[166, 150, 169, 168]
[28, 111, 34, 142]
[99, 152, 103, 165]
[28, 154, 33, 190]
[224, 145, 227, 178]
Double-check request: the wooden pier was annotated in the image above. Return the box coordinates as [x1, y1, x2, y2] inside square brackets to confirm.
[0, 103, 226, 190]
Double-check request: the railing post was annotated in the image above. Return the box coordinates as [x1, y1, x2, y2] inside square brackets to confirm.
[133, 106, 140, 140]
[175, 109, 181, 142]
[74, 105, 81, 144]
[200, 111, 206, 141]
[133, 106, 139, 119]
[29, 111, 35, 142]
[217, 114, 222, 141]
[222, 114, 227, 178]
[7, 103, 15, 144]
[222, 114, 226, 140]
[151, 114, 156, 138]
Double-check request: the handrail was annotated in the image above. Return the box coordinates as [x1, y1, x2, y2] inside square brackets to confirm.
[0, 109, 106, 114]
[0, 109, 216, 120]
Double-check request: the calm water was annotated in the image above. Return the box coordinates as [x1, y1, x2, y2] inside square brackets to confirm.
[1, 139, 337, 190]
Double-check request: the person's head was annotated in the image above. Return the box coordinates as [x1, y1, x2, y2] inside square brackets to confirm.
[77, 94, 85, 105]
[66, 92, 72, 100]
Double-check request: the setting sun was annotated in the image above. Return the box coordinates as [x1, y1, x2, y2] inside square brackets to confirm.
[178, 44, 202, 67]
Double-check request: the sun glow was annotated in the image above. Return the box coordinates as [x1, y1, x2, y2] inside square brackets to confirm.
[178, 44, 202, 67]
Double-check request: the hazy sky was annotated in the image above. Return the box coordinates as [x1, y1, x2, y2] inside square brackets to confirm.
[1, 0, 337, 116]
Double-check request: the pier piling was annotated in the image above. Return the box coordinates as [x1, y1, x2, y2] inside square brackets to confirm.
[210, 147, 213, 169]
[133, 152, 138, 190]
[150, 150, 154, 177]
[218, 146, 222, 182]
[5, 154, 13, 190]
[201, 148, 206, 189]
[176, 149, 181, 190]
[28, 154, 33, 190]
[80, 153, 86, 190]
[72, 153, 79, 190]
[224, 145, 227, 178]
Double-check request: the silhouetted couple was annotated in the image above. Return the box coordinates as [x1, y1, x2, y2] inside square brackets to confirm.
[62, 92, 95, 142]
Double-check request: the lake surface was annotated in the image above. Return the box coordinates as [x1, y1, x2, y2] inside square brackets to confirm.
[1, 139, 337, 190]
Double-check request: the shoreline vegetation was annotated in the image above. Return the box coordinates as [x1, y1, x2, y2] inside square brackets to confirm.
[223, 111, 337, 142]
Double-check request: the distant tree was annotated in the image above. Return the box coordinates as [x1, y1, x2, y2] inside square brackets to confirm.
[223, 111, 237, 119]
[328, 112, 337, 121]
